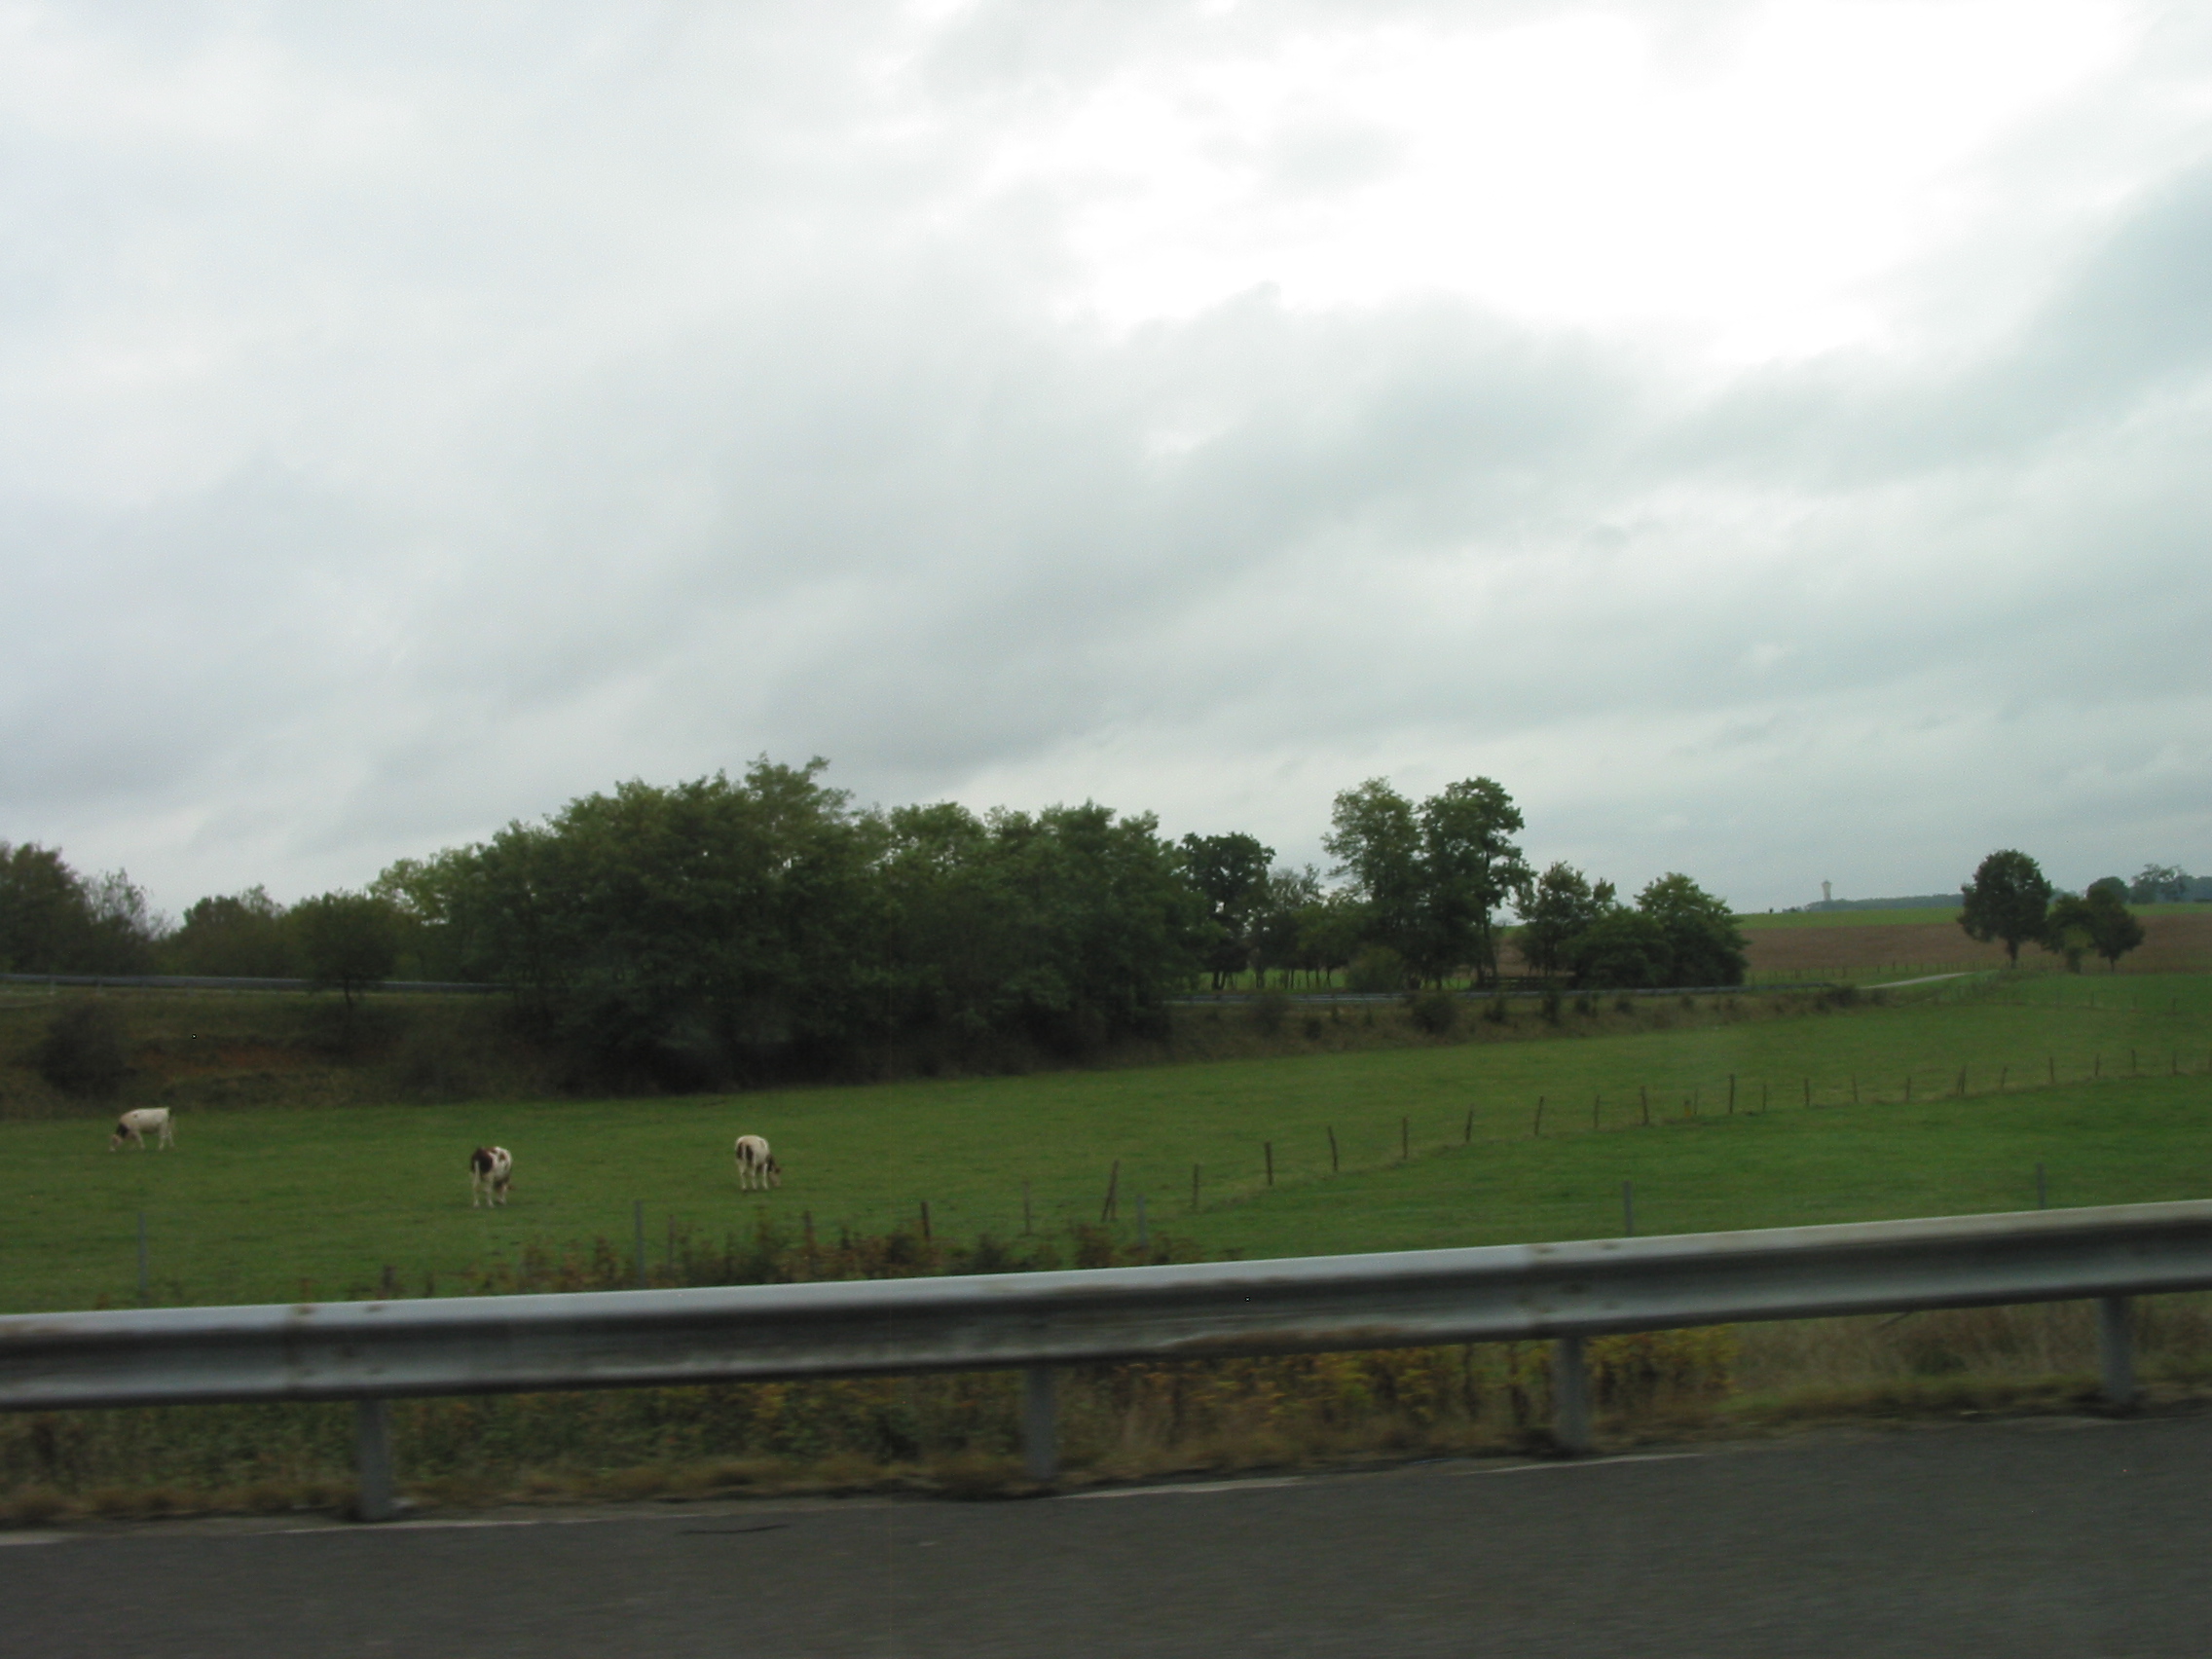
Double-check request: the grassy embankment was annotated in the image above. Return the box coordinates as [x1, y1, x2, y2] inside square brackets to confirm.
[7, 969, 2212, 1519]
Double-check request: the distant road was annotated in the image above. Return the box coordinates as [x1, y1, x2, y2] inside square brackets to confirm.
[6, 1413, 2209, 1657]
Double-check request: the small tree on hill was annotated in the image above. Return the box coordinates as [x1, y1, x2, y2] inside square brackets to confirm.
[2041, 894, 2094, 973]
[2082, 877, 2146, 971]
[1960, 850, 2051, 966]
[294, 891, 400, 1022]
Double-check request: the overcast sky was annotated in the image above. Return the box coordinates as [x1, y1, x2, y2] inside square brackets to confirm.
[3, 0, 2208, 919]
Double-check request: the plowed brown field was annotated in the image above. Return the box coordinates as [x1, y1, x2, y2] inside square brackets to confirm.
[1742, 910, 2212, 976]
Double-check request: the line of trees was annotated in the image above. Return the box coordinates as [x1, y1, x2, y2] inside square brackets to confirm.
[1958, 850, 2148, 972]
[0, 842, 400, 1000]
[7, 762, 1753, 1084]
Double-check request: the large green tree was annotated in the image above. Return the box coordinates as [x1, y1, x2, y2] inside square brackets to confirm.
[0, 843, 162, 975]
[293, 891, 401, 1011]
[1247, 864, 1322, 988]
[1415, 778, 1531, 986]
[166, 886, 297, 978]
[1517, 862, 1616, 977]
[1177, 831, 1275, 989]
[1960, 849, 2051, 966]
[1324, 776, 1530, 986]
[1322, 779, 1423, 966]
[1636, 872, 1749, 986]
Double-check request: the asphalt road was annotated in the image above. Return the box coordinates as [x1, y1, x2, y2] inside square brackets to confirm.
[6, 1413, 2209, 1657]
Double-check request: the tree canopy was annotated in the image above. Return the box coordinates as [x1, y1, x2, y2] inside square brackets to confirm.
[1959, 849, 2051, 965]
[2048, 878, 2146, 973]
[0, 842, 163, 975]
[1324, 776, 1530, 986]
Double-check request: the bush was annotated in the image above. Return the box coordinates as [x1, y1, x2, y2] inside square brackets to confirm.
[1540, 989, 1563, 1025]
[1482, 996, 1510, 1025]
[33, 1001, 130, 1097]
[1573, 993, 1597, 1017]
[1346, 946, 1409, 994]
[1406, 990, 1459, 1035]
[1246, 989, 1291, 1037]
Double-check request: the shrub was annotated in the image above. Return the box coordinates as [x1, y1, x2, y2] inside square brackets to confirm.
[1406, 990, 1458, 1035]
[1246, 989, 1291, 1037]
[1482, 996, 1510, 1025]
[1573, 993, 1597, 1017]
[33, 1001, 130, 1097]
[1346, 946, 1409, 994]
[1540, 989, 1563, 1025]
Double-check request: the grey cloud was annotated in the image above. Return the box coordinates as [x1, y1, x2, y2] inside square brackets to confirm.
[1, 3, 2206, 912]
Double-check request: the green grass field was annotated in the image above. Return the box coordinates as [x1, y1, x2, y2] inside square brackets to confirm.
[7, 973, 2210, 1314]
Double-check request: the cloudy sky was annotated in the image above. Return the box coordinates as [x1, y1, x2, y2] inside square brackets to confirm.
[3, 0, 2208, 918]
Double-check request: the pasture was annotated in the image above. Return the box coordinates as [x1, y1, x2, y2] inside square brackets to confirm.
[8, 973, 2212, 1314]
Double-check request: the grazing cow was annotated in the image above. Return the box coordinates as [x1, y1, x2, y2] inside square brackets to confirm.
[108, 1108, 174, 1151]
[469, 1145, 513, 1207]
[733, 1134, 781, 1190]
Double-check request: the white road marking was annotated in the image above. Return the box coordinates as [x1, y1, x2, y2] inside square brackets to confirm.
[1066, 1478, 1306, 1499]
[1464, 1453, 1707, 1475]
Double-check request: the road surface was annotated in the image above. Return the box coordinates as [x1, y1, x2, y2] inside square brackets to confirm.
[5, 1412, 2207, 1656]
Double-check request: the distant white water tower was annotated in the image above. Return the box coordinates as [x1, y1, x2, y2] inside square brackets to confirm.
[1823, 880, 1832, 903]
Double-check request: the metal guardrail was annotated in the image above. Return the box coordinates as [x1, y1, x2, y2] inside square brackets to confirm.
[1166, 981, 1828, 1004]
[0, 973, 503, 994]
[5, 1200, 2205, 1519]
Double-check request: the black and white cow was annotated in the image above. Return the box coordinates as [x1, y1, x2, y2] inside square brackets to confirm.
[733, 1134, 781, 1190]
[469, 1145, 513, 1207]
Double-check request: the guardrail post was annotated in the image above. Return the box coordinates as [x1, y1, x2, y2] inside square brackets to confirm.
[1020, 1365, 1058, 1485]
[1552, 1334, 1592, 1455]
[354, 1398, 399, 1522]
[2097, 1296, 2137, 1408]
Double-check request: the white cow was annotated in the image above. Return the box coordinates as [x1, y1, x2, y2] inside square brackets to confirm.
[733, 1134, 781, 1190]
[109, 1108, 173, 1151]
[469, 1145, 513, 1207]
